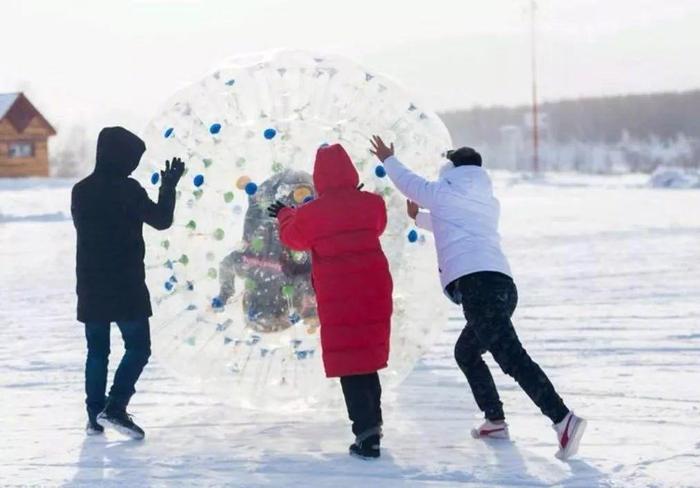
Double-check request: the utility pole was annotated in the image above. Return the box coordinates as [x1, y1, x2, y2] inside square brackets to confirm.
[530, 0, 540, 173]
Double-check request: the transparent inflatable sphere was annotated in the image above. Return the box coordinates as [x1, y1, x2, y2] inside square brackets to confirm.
[137, 49, 452, 409]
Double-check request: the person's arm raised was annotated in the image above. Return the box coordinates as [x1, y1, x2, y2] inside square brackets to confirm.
[131, 157, 185, 230]
[128, 158, 185, 230]
[370, 135, 440, 209]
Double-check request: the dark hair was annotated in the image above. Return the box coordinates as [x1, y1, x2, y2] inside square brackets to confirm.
[446, 147, 482, 167]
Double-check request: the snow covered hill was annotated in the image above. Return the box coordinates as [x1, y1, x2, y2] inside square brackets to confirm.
[1, 173, 698, 487]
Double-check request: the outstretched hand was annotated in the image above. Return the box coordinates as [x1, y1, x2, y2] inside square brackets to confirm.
[370, 135, 394, 163]
[267, 200, 287, 218]
[161, 157, 186, 187]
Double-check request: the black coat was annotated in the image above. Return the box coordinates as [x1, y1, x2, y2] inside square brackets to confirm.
[71, 127, 176, 323]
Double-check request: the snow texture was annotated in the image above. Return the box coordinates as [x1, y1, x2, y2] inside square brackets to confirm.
[1, 173, 699, 487]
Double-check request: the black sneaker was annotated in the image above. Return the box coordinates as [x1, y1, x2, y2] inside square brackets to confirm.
[85, 418, 104, 436]
[97, 405, 145, 440]
[349, 434, 380, 460]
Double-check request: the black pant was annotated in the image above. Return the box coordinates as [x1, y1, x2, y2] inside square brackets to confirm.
[340, 372, 383, 440]
[84, 318, 151, 418]
[450, 272, 569, 424]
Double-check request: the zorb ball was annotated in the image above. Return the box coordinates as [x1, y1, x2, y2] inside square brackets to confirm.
[137, 49, 452, 408]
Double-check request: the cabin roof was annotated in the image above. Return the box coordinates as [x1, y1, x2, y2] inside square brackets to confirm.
[0, 93, 19, 120]
[0, 92, 56, 136]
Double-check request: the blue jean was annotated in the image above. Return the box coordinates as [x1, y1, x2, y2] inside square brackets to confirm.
[84, 318, 151, 418]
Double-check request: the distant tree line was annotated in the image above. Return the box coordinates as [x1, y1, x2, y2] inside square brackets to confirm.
[439, 90, 700, 172]
[440, 89, 700, 144]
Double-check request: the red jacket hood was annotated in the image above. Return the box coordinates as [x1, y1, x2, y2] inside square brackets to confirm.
[313, 144, 359, 195]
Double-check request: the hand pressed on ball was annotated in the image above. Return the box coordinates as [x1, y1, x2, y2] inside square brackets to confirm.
[161, 157, 186, 187]
[267, 200, 287, 218]
[370, 135, 395, 163]
[406, 200, 420, 220]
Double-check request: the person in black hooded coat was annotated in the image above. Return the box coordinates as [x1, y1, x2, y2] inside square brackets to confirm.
[71, 126, 185, 438]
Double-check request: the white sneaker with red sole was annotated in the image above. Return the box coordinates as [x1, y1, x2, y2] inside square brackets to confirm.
[554, 411, 587, 460]
[470, 420, 510, 440]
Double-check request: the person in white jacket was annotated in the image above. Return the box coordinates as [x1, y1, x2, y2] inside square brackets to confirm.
[370, 136, 586, 460]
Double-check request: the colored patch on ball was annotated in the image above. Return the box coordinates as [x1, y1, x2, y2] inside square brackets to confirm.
[236, 175, 251, 189]
[293, 186, 312, 203]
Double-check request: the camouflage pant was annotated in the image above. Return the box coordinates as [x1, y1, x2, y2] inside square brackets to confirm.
[450, 272, 569, 424]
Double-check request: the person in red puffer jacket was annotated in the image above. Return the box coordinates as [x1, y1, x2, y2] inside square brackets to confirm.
[268, 143, 393, 459]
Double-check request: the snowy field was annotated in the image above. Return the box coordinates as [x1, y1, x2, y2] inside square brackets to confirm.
[1, 172, 699, 487]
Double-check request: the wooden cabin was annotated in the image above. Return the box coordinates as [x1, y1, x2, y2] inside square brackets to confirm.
[0, 93, 56, 177]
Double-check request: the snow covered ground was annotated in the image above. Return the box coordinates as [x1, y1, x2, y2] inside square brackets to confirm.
[1, 173, 699, 487]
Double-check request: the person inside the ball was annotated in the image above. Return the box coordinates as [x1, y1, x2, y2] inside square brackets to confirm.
[267, 143, 393, 460]
[71, 126, 186, 440]
[216, 169, 318, 334]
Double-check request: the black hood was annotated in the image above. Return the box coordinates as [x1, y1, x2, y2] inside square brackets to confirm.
[94, 126, 146, 177]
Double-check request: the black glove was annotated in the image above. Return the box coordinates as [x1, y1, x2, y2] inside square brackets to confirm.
[161, 157, 186, 188]
[267, 200, 287, 218]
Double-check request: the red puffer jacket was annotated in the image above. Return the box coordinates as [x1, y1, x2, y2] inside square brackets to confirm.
[277, 144, 393, 377]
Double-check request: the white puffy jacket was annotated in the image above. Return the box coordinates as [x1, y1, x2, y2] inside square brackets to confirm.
[383, 155, 512, 295]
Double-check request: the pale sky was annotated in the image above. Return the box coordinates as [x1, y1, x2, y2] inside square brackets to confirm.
[3, 0, 700, 141]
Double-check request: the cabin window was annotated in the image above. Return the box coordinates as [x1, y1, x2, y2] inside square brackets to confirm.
[8, 142, 34, 158]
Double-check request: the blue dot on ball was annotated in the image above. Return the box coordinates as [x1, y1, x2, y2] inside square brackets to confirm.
[245, 182, 258, 195]
[193, 174, 204, 187]
[165, 281, 174, 291]
[164, 127, 174, 138]
[375, 165, 387, 178]
[408, 229, 419, 243]
[212, 297, 223, 309]
[151, 172, 160, 185]
[209, 123, 222, 135]
[263, 128, 277, 140]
